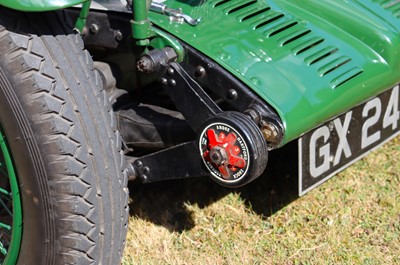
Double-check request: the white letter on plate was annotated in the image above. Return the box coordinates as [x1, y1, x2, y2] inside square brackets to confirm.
[362, 98, 381, 149]
[383, 85, 399, 130]
[333, 111, 353, 166]
[310, 126, 330, 178]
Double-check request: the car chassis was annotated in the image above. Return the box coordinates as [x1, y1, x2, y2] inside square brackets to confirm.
[0, 0, 399, 264]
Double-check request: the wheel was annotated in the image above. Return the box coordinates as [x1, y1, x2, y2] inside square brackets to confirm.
[0, 8, 128, 265]
[0, 128, 22, 265]
[198, 111, 268, 188]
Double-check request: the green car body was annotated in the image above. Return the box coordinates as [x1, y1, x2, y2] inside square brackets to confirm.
[0, 0, 86, 11]
[3, 0, 399, 145]
[0, 0, 399, 264]
[149, 0, 400, 144]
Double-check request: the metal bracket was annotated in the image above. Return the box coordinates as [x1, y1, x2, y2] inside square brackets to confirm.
[179, 44, 285, 148]
[131, 0, 153, 46]
[149, 29, 185, 62]
[131, 141, 207, 183]
[130, 0, 185, 61]
[159, 62, 222, 132]
[128, 63, 225, 183]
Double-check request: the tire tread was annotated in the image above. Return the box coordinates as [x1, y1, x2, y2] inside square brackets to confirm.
[0, 7, 128, 265]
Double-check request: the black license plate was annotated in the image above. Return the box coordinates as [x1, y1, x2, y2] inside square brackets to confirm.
[299, 85, 400, 196]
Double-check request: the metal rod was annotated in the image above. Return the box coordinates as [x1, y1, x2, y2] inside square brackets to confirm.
[74, 0, 92, 32]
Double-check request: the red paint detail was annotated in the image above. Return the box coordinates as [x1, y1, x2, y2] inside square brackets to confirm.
[225, 132, 236, 143]
[228, 155, 245, 168]
[219, 132, 226, 141]
[230, 166, 237, 172]
[218, 165, 230, 179]
[203, 128, 247, 178]
[207, 129, 218, 147]
[233, 146, 240, 155]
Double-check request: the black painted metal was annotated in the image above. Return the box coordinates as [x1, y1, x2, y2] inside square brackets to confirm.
[61, 9, 284, 183]
[198, 111, 269, 187]
[160, 62, 222, 132]
[127, 43, 285, 184]
[65, 9, 133, 50]
[133, 141, 208, 183]
[64, 9, 284, 148]
[180, 43, 285, 147]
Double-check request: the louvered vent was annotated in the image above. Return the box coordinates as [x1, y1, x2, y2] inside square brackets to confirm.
[374, 0, 400, 17]
[212, 0, 363, 88]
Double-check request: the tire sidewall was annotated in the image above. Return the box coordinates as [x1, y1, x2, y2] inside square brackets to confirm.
[0, 9, 128, 264]
[0, 68, 52, 265]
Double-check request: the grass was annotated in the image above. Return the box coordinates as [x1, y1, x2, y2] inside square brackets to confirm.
[122, 135, 399, 265]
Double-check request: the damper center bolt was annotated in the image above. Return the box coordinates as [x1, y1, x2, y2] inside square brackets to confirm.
[209, 146, 228, 166]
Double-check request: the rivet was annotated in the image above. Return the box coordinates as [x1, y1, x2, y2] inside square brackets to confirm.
[227, 89, 238, 100]
[169, 79, 176, 87]
[141, 175, 148, 182]
[135, 160, 143, 168]
[167, 68, 175, 75]
[160, 78, 168, 85]
[143, 166, 150, 174]
[195, 66, 206, 77]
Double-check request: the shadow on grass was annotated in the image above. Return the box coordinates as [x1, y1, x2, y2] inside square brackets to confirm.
[128, 141, 299, 233]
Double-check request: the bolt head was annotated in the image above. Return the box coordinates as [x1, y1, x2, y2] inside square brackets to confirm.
[262, 128, 272, 140]
[209, 146, 228, 165]
[89, 23, 99, 34]
[115, 30, 123, 41]
[246, 109, 260, 123]
[137, 57, 154, 73]
[211, 153, 221, 162]
[261, 122, 279, 142]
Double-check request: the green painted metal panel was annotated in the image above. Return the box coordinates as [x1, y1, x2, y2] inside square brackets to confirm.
[0, 0, 86, 12]
[149, 0, 400, 144]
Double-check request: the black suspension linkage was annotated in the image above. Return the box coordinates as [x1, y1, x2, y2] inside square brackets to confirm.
[127, 61, 223, 182]
[128, 141, 208, 183]
[159, 62, 222, 131]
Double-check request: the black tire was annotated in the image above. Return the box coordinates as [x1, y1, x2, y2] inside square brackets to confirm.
[0, 8, 128, 265]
